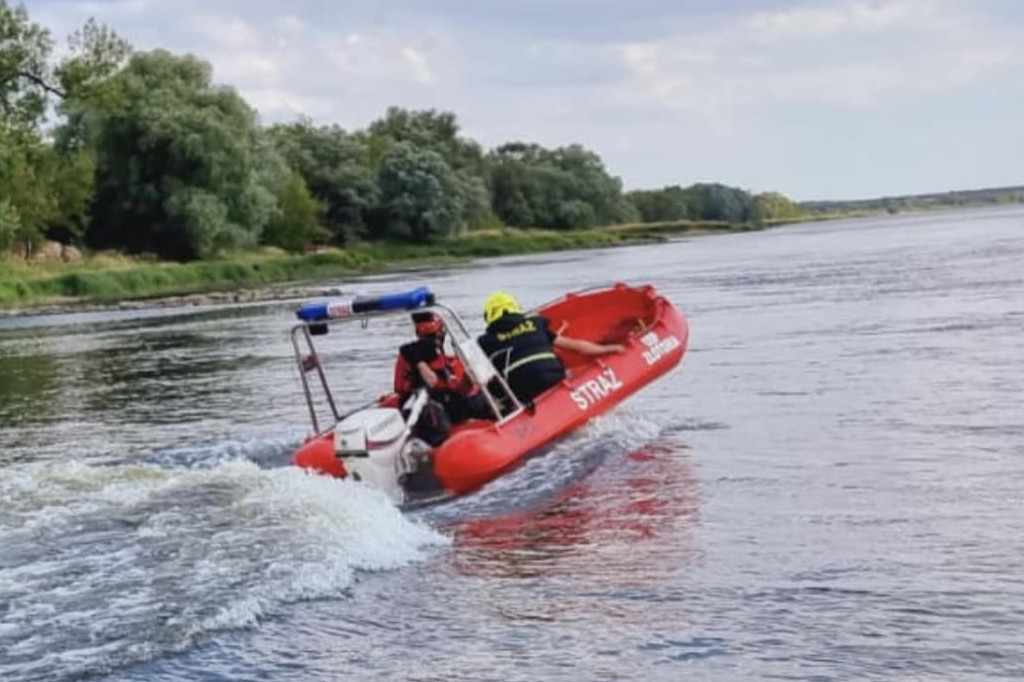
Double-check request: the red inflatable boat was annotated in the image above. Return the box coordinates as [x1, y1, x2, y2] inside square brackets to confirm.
[290, 283, 688, 504]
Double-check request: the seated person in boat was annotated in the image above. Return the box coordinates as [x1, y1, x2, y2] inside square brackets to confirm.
[393, 311, 491, 444]
[477, 291, 624, 403]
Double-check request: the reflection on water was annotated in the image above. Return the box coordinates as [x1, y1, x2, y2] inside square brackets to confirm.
[76, 331, 269, 423]
[0, 304, 313, 464]
[0, 351, 63, 430]
[453, 439, 701, 582]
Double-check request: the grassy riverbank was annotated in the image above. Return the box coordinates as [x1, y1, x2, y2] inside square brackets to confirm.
[0, 218, 813, 311]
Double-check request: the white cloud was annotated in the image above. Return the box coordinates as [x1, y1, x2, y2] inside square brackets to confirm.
[32, 0, 1024, 196]
[743, 0, 937, 41]
[622, 43, 659, 77]
[244, 88, 316, 118]
[401, 47, 436, 86]
[620, 0, 1023, 112]
[280, 15, 305, 34]
[190, 14, 261, 50]
[73, 0, 155, 16]
[214, 52, 281, 82]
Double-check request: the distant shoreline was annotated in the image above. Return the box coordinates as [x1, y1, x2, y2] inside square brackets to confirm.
[3, 204, 1017, 319]
[0, 220, 751, 317]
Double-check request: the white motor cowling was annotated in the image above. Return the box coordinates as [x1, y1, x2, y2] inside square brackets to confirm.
[334, 407, 409, 501]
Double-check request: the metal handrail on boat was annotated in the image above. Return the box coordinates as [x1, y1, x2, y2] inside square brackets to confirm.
[290, 288, 523, 436]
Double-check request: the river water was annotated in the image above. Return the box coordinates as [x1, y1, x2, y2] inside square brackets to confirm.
[1, 206, 1023, 681]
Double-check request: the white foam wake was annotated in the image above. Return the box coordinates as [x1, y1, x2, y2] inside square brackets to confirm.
[0, 458, 447, 682]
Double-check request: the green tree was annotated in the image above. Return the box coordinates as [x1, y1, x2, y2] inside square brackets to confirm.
[265, 120, 377, 243]
[0, 1, 53, 129]
[0, 197, 20, 252]
[261, 172, 327, 253]
[487, 142, 635, 229]
[682, 183, 754, 222]
[48, 21, 131, 244]
[0, 125, 56, 251]
[377, 142, 469, 241]
[366, 107, 484, 173]
[43, 147, 94, 243]
[55, 19, 131, 102]
[487, 142, 545, 226]
[0, 2, 55, 252]
[366, 107, 490, 234]
[53, 18, 132, 152]
[0, 6, 130, 252]
[87, 50, 272, 260]
[751, 191, 801, 222]
[627, 185, 691, 223]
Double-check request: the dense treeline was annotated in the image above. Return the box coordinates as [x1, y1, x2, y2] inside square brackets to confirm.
[1, 3, 802, 263]
[627, 185, 802, 224]
[802, 186, 1024, 215]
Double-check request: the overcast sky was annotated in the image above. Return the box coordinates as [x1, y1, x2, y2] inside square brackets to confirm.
[29, 0, 1024, 200]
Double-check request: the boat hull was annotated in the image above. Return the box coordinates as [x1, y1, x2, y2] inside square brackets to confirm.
[292, 282, 689, 497]
[432, 283, 688, 493]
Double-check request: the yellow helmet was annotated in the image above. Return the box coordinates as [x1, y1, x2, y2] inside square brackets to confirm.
[483, 291, 521, 324]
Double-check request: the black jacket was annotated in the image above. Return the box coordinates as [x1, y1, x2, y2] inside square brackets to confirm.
[478, 313, 565, 401]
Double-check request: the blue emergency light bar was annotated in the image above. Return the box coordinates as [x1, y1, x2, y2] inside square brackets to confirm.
[297, 286, 434, 323]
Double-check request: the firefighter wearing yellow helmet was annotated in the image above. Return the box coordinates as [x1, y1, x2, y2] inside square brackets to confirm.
[483, 291, 521, 325]
[478, 291, 625, 403]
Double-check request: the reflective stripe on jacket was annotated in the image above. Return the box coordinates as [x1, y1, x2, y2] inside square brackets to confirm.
[477, 313, 563, 379]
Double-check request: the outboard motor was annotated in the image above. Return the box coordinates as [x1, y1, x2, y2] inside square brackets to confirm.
[334, 408, 410, 501]
[332, 391, 436, 502]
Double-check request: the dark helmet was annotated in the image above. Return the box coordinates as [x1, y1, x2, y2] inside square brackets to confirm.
[411, 311, 444, 338]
